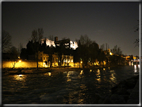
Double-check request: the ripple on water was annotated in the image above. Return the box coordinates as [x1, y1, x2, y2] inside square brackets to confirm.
[2, 66, 135, 104]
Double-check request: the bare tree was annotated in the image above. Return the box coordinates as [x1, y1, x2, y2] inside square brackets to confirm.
[31, 28, 44, 69]
[9, 46, 19, 68]
[134, 20, 141, 47]
[2, 30, 12, 53]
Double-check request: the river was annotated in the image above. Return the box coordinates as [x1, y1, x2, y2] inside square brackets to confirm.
[2, 65, 138, 104]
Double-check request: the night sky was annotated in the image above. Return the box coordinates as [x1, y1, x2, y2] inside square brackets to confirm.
[2, 2, 139, 56]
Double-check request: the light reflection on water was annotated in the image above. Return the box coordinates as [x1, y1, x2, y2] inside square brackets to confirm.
[80, 70, 83, 75]
[44, 72, 52, 76]
[3, 66, 136, 104]
[134, 64, 140, 73]
[109, 70, 117, 84]
[96, 69, 101, 83]
[66, 71, 79, 82]
[14, 74, 26, 81]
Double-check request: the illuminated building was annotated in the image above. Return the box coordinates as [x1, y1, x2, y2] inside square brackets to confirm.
[41, 37, 78, 50]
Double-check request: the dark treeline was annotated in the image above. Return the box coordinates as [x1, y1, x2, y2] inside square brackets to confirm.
[20, 32, 126, 68]
[2, 29, 128, 69]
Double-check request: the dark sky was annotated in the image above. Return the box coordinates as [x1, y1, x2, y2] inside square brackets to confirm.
[2, 2, 139, 56]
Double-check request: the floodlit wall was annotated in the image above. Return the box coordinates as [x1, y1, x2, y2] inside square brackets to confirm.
[2, 60, 44, 68]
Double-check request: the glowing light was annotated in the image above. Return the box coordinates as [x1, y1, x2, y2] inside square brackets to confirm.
[19, 74, 22, 77]
[65, 43, 69, 45]
[80, 70, 83, 75]
[96, 78, 101, 82]
[138, 64, 140, 69]
[48, 72, 51, 76]
[64, 59, 66, 62]
[19, 60, 21, 62]
[43, 62, 48, 67]
[70, 41, 78, 50]
[67, 78, 71, 82]
[71, 59, 73, 62]
[132, 62, 133, 66]
[14, 74, 26, 81]
[41, 38, 78, 50]
[103, 68, 105, 70]
[134, 65, 137, 70]
[97, 69, 100, 72]
[67, 72, 70, 77]
[110, 52, 113, 55]
[45, 39, 56, 47]
[80, 61, 83, 64]
[110, 74, 116, 81]
[90, 69, 92, 72]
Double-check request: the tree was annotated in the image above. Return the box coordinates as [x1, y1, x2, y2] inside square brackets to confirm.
[134, 20, 141, 47]
[76, 35, 93, 67]
[97, 49, 106, 66]
[111, 45, 122, 55]
[2, 30, 12, 53]
[20, 48, 27, 60]
[88, 41, 99, 65]
[8, 46, 19, 68]
[31, 28, 44, 69]
[109, 45, 125, 65]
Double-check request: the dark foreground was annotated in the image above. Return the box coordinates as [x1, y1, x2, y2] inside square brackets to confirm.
[2, 66, 139, 104]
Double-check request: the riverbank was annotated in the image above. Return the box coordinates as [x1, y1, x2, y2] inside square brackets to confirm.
[2, 65, 126, 75]
[98, 74, 139, 104]
[2, 65, 138, 104]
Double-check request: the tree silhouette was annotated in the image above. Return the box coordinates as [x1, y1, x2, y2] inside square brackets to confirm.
[8, 46, 19, 68]
[31, 28, 44, 69]
[2, 30, 12, 53]
[111, 45, 122, 55]
[134, 20, 141, 47]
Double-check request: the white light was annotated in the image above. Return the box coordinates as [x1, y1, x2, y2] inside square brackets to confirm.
[19, 74, 22, 77]
[70, 41, 78, 50]
[138, 64, 140, 69]
[134, 65, 137, 70]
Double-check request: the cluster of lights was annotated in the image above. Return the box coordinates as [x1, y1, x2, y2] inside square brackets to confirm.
[41, 38, 78, 50]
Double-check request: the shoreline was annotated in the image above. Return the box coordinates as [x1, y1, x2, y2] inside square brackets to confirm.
[2, 65, 127, 76]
